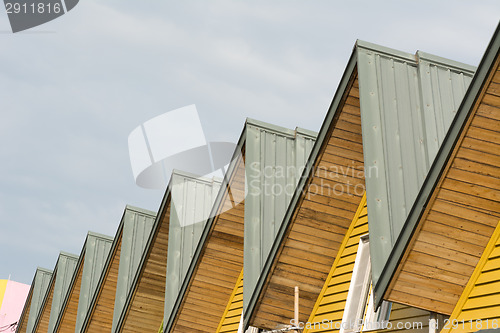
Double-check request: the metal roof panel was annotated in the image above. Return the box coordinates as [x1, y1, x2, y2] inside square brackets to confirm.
[357, 42, 476, 286]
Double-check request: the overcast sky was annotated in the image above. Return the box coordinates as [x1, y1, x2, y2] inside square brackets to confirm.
[1, 1, 499, 284]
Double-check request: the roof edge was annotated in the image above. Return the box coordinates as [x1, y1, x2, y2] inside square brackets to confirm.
[246, 118, 297, 137]
[295, 127, 318, 139]
[373, 22, 500, 309]
[417, 50, 476, 73]
[356, 39, 416, 62]
[87, 231, 114, 242]
[35, 267, 53, 274]
[125, 205, 157, 217]
[59, 251, 79, 260]
[171, 169, 223, 185]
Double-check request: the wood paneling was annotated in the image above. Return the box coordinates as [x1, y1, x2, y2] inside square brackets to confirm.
[303, 194, 368, 332]
[54, 255, 85, 333]
[249, 72, 366, 329]
[118, 202, 171, 332]
[387, 49, 500, 315]
[16, 290, 32, 333]
[83, 233, 123, 333]
[440, 221, 500, 333]
[170, 154, 246, 333]
[33, 276, 55, 333]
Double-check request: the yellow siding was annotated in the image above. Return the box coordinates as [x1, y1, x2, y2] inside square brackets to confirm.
[303, 194, 368, 332]
[0, 280, 7, 308]
[304, 193, 429, 333]
[441, 221, 500, 333]
[216, 269, 243, 333]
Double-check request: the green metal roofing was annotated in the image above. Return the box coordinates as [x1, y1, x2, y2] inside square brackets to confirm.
[373, 23, 500, 307]
[163, 170, 222, 326]
[243, 38, 477, 329]
[80, 205, 156, 333]
[53, 232, 113, 333]
[18, 267, 52, 333]
[28, 252, 78, 333]
[356, 39, 476, 290]
[163, 118, 316, 333]
[111, 206, 156, 332]
[243, 118, 317, 311]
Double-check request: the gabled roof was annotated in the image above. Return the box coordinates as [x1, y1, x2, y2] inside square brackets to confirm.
[32, 252, 79, 333]
[244, 40, 475, 329]
[114, 170, 221, 333]
[358, 41, 475, 287]
[163, 118, 316, 333]
[243, 119, 316, 311]
[374, 23, 500, 313]
[80, 205, 155, 333]
[53, 231, 113, 333]
[16, 267, 52, 333]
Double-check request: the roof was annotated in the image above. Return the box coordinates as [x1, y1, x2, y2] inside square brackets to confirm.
[163, 171, 222, 324]
[80, 205, 156, 333]
[33, 251, 79, 333]
[243, 119, 316, 310]
[244, 39, 476, 329]
[373, 22, 500, 310]
[16, 267, 52, 333]
[114, 170, 221, 333]
[356, 39, 476, 289]
[52, 231, 113, 333]
[163, 118, 316, 332]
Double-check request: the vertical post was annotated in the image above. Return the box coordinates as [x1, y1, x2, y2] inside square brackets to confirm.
[294, 286, 299, 327]
[429, 312, 437, 333]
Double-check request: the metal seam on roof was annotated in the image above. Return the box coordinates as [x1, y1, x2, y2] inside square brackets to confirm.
[358, 41, 476, 288]
[163, 171, 222, 326]
[243, 119, 317, 311]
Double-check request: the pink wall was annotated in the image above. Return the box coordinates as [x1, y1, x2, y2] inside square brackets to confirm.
[0, 280, 30, 328]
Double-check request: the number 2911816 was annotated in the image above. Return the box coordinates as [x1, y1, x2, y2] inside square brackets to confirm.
[5, 2, 62, 14]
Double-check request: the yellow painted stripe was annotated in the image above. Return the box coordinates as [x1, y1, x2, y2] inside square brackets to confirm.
[0, 280, 7, 309]
[216, 269, 244, 333]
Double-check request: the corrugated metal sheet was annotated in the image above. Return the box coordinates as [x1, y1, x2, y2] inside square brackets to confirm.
[163, 170, 222, 324]
[25, 268, 52, 333]
[356, 40, 476, 286]
[111, 206, 156, 332]
[47, 252, 79, 332]
[74, 232, 113, 333]
[243, 118, 317, 310]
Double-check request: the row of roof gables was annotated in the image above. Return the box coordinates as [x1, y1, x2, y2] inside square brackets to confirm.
[17, 169, 224, 333]
[242, 36, 478, 328]
[17, 23, 499, 333]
